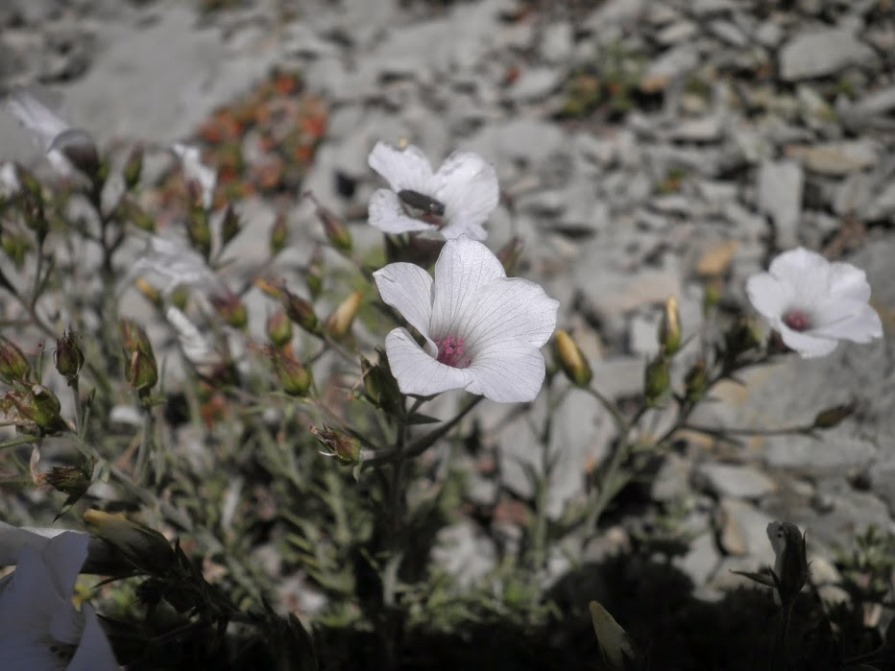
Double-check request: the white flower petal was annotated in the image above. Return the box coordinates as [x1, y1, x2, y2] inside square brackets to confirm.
[466, 340, 547, 403]
[373, 263, 434, 338]
[746, 273, 791, 321]
[460, 277, 559, 352]
[166, 307, 217, 366]
[768, 247, 831, 308]
[368, 142, 434, 193]
[430, 238, 506, 339]
[368, 189, 437, 235]
[5, 89, 70, 150]
[433, 152, 499, 240]
[172, 143, 217, 210]
[68, 604, 119, 671]
[778, 326, 839, 358]
[385, 328, 473, 396]
[812, 301, 882, 343]
[828, 261, 872, 303]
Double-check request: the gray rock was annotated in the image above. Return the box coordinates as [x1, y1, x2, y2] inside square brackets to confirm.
[698, 463, 777, 500]
[764, 431, 877, 472]
[716, 498, 775, 556]
[540, 22, 574, 64]
[652, 453, 693, 502]
[757, 160, 804, 248]
[779, 28, 875, 81]
[676, 531, 720, 587]
[670, 115, 725, 143]
[755, 20, 784, 48]
[509, 66, 562, 102]
[643, 44, 699, 90]
[656, 21, 698, 47]
[833, 172, 874, 217]
[577, 264, 683, 319]
[801, 141, 878, 176]
[709, 20, 748, 47]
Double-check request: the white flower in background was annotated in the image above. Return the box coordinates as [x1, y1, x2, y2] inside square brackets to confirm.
[128, 235, 222, 295]
[4, 89, 99, 180]
[746, 247, 883, 358]
[165, 306, 218, 367]
[367, 141, 499, 241]
[373, 237, 559, 402]
[0, 530, 119, 670]
[172, 143, 217, 211]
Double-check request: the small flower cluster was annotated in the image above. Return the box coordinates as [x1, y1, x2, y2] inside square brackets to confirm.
[367, 142, 559, 403]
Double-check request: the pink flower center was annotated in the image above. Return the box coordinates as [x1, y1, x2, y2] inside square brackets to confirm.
[783, 309, 812, 332]
[435, 335, 471, 369]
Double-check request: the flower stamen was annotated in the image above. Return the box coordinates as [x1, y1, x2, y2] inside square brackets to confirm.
[783, 309, 812, 332]
[398, 188, 446, 227]
[435, 335, 471, 369]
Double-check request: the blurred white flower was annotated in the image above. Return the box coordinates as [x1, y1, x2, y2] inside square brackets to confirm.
[746, 247, 882, 358]
[0, 530, 119, 670]
[4, 89, 99, 180]
[165, 306, 219, 367]
[129, 235, 221, 295]
[374, 237, 558, 402]
[172, 143, 217, 210]
[367, 142, 499, 241]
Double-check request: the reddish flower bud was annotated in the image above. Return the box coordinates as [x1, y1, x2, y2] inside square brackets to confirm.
[0, 336, 31, 385]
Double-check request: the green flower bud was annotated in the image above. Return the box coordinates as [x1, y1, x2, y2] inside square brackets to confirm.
[554, 330, 592, 388]
[274, 352, 312, 397]
[644, 355, 670, 407]
[83, 509, 175, 573]
[658, 296, 682, 356]
[325, 291, 362, 341]
[684, 359, 709, 403]
[54, 329, 84, 384]
[281, 288, 319, 335]
[813, 403, 855, 429]
[310, 425, 361, 464]
[270, 212, 288, 255]
[361, 350, 403, 416]
[266, 309, 293, 349]
[186, 207, 212, 260]
[209, 290, 248, 330]
[0, 336, 31, 385]
[123, 143, 144, 190]
[220, 204, 241, 247]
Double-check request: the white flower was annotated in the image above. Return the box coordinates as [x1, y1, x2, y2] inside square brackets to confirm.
[373, 237, 559, 403]
[165, 306, 218, 367]
[0, 530, 119, 671]
[367, 141, 499, 241]
[746, 247, 882, 358]
[128, 234, 222, 295]
[172, 143, 217, 211]
[4, 89, 98, 180]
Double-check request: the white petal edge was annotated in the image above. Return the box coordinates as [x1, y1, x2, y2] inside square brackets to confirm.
[459, 277, 559, 352]
[828, 261, 872, 303]
[367, 142, 433, 193]
[5, 90, 69, 149]
[68, 603, 119, 671]
[433, 151, 499, 235]
[811, 301, 882, 343]
[373, 262, 434, 338]
[368, 189, 437, 235]
[429, 238, 506, 340]
[778, 326, 839, 359]
[746, 273, 791, 321]
[466, 339, 547, 403]
[385, 328, 473, 397]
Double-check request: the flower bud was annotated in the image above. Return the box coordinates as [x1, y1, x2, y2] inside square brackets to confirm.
[135, 278, 163, 309]
[42, 462, 92, 506]
[813, 403, 855, 429]
[306, 246, 324, 299]
[186, 207, 212, 260]
[0, 336, 31, 385]
[766, 521, 808, 606]
[266, 310, 293, 349]
[310, 425, 361, 464]
[209, 290, 248, 330]
[220, 204, 241, 247]
[361, 350, 403, 416]
[274, 352, 312, 397]
[554, 330, 592, 388]
[54, 330, 84, 384]
[684, 359, 709, 403]
[120, 320, 158, 394]
[497, 236, 525, 275]
[306, 193, 351, 253]
[50, 128, 101, 183]
[83, 509, 175, 572]
[123, 143, 144, 190]
[644, 355, 670, 407]
[281, 288, 319, 335]
[170, 285, 190, 312]
[270, 212, 288, 255]
[658, 296, 682, 356]
[325, 291, 362, 340]
[1, 384, 66, 433]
